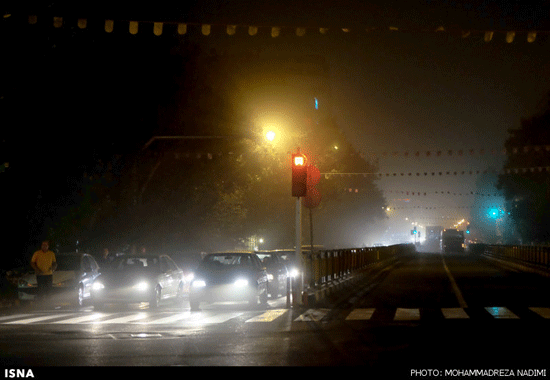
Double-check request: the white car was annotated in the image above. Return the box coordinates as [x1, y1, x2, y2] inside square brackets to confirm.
[90, 254, 185, 309]
[18, 252, 101, 306]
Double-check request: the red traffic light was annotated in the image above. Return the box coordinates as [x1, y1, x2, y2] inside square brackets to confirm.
[292, 153, 307, 197]
[293, 155, 305, 166]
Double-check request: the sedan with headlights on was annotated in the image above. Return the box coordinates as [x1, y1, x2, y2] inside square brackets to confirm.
[189, 251, 268, 311]
[18, 252, 101, 307]
[91, 254, 185, 309]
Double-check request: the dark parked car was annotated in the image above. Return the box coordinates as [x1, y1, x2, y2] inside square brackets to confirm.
[255, 250, 288, 298]
[272, 246, 324, 280]
[271, 249, 300, 278]
[189, 251, 268, 311]
[18, 252, 101, 307]
[91, 254, 185, 309]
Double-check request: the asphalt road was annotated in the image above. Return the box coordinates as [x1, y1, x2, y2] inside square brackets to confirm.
[0, 252, 549, 374]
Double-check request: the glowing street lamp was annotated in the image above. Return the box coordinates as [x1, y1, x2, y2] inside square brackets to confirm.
[265, 130, 276, 142]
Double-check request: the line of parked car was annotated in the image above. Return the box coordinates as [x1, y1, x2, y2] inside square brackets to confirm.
[16, 249, 300, 310]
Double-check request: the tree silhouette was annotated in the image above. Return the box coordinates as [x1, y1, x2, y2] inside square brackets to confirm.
[497, 92, 550, 244]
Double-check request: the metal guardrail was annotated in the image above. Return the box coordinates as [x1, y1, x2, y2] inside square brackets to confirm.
[477, 244, 550, 270]
[303, 244, 415, 288]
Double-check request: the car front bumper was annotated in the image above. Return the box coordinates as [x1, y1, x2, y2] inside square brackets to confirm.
[91, 287, 155, 304]
[190, 283, 262, 304]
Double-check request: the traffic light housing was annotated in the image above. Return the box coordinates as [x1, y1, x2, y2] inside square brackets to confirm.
[292, 153, 307, 197]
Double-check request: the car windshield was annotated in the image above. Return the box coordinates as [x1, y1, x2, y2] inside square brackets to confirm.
[256, 253, 277, 265]
[113, 256, 160, 271]
[200, 254, 252, 270]
[55, 255, 81, 271]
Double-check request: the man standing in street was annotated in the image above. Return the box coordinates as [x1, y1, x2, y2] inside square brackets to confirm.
[30, 240, 57, 300]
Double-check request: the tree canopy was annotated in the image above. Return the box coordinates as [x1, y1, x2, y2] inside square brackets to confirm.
[4, 21, 387, 259]
[497, 93, 550, 244]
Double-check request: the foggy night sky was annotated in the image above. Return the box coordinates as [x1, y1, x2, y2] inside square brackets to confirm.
[2, 0, 550, 254]
[179, 0, 550, 224]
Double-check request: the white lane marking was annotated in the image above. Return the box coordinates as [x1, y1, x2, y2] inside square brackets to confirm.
[294, 309, 329, 322]
[441, 255, 468, 309]
[4, 313, 73, 324]
[441, 307, 470, 319]
[246, 309, 288, 322]
[529, 307, 550, 319]
[148, 312, 193, 324]
[394, 308, 420, 321]
[2, 306, 545, 326]
[186, 312, 244, 325]
[0, 314, 33, 322]
[96, 312, 149, 324]
[52, 312, 108, 324]
[485, 307, 519, 319]
[345, 308, 376, 321]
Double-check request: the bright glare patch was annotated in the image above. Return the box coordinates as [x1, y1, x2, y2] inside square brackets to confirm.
[133, 281, 149, 291]
[265, 130, 276, 141]
[234, 279, 248, 287]
[192, 280, 206, 288]
[92, 282, 104, 291]
[131, 333, 163, 339]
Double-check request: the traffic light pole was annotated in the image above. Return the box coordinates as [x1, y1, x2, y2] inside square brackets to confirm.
[294, 196, 303, 307]
[291, 147, 307, 307]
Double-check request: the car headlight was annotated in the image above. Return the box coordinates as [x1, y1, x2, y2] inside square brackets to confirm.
[192, 280, 206, 289]
[92, 282, 105, 291]
[234, 278, 248, 287]
[288, 268, 299, 278]
[133, 281, 149, 291]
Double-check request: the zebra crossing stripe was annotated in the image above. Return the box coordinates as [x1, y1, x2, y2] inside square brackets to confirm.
[0, 314, 32, 322]
[485, 307, 519, 319]
[246, 309, 288, 322]
[4, 313, 73, 324]
[52, 312, 107, 324]
[294, 309, 329, 322]
[529, 307, 550, 319]
[97, 312, 149, 324]
[441, 308, 470, 319]
[394, 308, 420, 321]
[148, 312, 193, 324]
[2, 306, 550, 325]
[170, 311, 244, 325]
[345, 308, 375, 321]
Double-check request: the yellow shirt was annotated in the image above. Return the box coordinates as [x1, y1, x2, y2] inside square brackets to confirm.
[31, 250, 56, 275]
